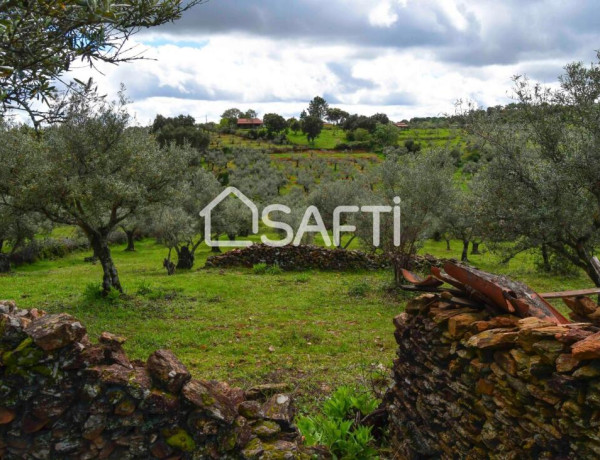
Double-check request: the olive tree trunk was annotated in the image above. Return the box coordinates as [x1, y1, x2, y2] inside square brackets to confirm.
[124, 230, 136, 252]
[176, 245, 195, 269]
[90, 234, 123, 293]
[461, 240, 469, 262]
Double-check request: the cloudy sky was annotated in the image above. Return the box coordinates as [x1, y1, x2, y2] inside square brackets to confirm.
[70, 0, 600, 124]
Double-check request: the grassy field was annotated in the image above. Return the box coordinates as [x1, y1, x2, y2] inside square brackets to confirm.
[210, 125, 465, 155]
[286, 128, 346, 149]
[0, 229, 593, 411]
[0, 236, 402, 411]
[397, 127, 465, 149]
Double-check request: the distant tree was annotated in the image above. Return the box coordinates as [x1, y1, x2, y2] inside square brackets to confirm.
[220, 108, 242, 126]
[373, 123, 399, 148]
[241, 109, 258, 119]
[0, 0, 203, 128]
[302, 116, 324, 144]
[370, 113, 390, 125]
[326, 108, 349, 125]
[263, 113, 287, 135]
[356, 149, 454, 282]
[341, 114, 377, 133]
[151, 114, 209, 151]
[154, 168, 222, 270]
[307, 96, 329, 120]
[288, 117, 301, 134]
[0, 89, 194, 293]
[404, 139, 422, 153]
[0, 204, 45, 271]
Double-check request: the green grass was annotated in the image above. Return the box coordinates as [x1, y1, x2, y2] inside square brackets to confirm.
[0, 237, 401, 411]
[1, 229, 593, 410]
[286, 128, 347, 149]
[397, 127, 465, 149]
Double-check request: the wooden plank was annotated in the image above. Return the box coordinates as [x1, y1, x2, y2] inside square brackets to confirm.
[540, 288, 600, 299]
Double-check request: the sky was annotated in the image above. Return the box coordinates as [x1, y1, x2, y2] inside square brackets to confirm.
[68, 0, 600, 125]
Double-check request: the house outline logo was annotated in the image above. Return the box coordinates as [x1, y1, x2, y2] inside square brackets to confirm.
[199, 186, 259, 247]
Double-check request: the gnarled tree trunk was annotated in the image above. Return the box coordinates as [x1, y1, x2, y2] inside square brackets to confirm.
[471, 241, 481, 254]
[124, 230, 136, 252]
[90, 233, 122, 293]
[461, 240, 469, 262]
[176, 245, 194, 269]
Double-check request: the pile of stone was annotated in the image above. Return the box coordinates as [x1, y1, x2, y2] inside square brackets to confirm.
[564, 295, 600, 325]
[204, 244, 443, 272]
[385, 290, 600, 458]
[0, 301, 322, 459]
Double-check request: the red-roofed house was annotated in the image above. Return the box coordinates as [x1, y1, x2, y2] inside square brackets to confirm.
[394, 122, 409, 129]
[237, 118, 263, 128]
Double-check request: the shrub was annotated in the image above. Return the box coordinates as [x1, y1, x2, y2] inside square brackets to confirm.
[297, 386, 379, 459]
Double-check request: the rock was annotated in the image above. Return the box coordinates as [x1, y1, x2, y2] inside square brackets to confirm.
[142, 389, 180, 414]
[466, 329, 518, 350]
[572, 332, 600, 360]
[246, 383, 292, 400]
[147, 349, 191, 393]
[82, 414, 106, 440]
[182, 380, 237, 424]
[252, 420, 282, 439]
[24, 313, 86, 351]
[0, 407, 15, 424]
[238, 400, 264, 419]
[448, 312, 488, 338]
[261, 394, 294, 428]
[556, 354, 580, 373]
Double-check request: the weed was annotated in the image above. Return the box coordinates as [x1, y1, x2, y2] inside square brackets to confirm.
[83, 282, 103, 302]
[253, 263, 282, 275]
[253, 263, 268, 274]
[348, 280, 370, 297]
[298, 385, 379, 459]
[294, 273, 311, 283]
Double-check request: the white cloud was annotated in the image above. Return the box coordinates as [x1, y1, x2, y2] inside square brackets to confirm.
[56, 0, 600, 125]
[369, 1, 399, 28]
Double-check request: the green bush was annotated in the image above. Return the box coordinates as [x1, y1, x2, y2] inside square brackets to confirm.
[297, 386, 379, 459]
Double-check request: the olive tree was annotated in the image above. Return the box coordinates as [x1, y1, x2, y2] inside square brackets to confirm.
[0, 0, 203, 127]
[153, 167, 222, 269]
[356, 149, 454, 282]
[0, 90, 194, 293]
[463, 54, 600, 285]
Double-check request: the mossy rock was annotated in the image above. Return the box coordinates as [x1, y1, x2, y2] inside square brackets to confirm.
[163, 427, 196, 452]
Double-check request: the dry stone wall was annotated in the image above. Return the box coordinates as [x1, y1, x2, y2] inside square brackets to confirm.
[385, 293, 600, 459]
[0, 301, 322, 459]
[205, 244, 441, 272]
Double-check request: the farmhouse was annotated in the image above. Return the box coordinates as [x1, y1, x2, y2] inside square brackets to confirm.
[236, 117, 263, 128]
[394, 121, 409, 129]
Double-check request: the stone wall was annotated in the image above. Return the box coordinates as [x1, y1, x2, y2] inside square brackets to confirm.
[0, 301, 322, 459]
[205, 244, 440, 272]
[385, 293, 600, 458]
